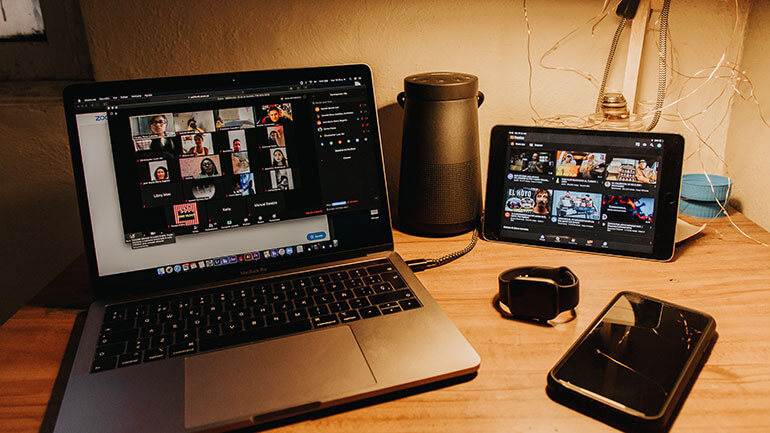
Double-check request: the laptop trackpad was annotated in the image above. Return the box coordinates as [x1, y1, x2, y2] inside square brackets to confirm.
[184, 326, 376, 429]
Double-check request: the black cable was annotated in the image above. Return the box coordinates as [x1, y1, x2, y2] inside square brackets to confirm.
[406, 228, 479, 272]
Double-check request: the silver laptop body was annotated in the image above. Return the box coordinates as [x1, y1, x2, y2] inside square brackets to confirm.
[55, 64, 479, 432]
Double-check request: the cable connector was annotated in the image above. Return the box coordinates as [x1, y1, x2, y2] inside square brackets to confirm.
[406, 259, 432, 272]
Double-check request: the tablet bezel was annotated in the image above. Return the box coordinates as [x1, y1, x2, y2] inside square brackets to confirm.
[483, 125, 684, 261]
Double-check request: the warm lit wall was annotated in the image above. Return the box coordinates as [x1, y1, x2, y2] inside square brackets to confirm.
[726, 1, 770, 231]
[78, 0, 750, 202]
[0, 0, 763, 323]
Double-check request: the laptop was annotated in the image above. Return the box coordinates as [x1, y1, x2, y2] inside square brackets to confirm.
[55, 64, 480, 432]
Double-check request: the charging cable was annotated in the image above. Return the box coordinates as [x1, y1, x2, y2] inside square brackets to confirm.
[406, 228, 479, 272]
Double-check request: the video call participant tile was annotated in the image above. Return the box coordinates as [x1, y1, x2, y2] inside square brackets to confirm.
[227, 130, 248, 152]
[134, 137, 178, 161]
[265, 168, 294, 191]
[182, 178, 225, 202]
[173, 202, 200, 226]
[137, 159, 177, 184]
[180, 133, 215, 156]
[266, 147, 289, 168]
[266, 125, 286, 147]
[148, 160, 171, 182]
[231, 151, 251, 174]
[206, 199, 248, 227]
[258, 103, 294, 127]
[164, 202, 208, 232]
[130, 113, 175, 138]
[141, 182, 183, 208]
[179, 155, 222, 180]
[214, 107, 256, 130]
[229, 174, 257, 197]
[173, 111, 216, 134]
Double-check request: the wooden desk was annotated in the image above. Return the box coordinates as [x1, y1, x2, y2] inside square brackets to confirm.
[2, 213, 769, 433]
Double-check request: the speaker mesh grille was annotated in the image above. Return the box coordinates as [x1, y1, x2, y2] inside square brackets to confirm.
[400, 158, 481, 225]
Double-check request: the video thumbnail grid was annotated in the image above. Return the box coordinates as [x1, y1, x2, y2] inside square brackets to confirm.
[129, 104, 300, 234]
[502, 146, 660, 236]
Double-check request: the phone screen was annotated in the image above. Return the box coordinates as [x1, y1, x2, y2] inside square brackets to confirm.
[550, 292, 712, 416]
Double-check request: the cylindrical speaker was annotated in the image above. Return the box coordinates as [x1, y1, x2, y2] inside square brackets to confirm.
[397, 72, 483, 237]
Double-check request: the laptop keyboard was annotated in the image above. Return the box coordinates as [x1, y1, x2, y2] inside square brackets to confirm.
[91, 259, 421, 373]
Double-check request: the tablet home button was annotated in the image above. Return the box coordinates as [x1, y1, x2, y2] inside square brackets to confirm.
[665, 192, 677, 205]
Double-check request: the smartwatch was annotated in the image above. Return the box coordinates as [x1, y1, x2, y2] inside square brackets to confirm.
[496, 266, 579, 321]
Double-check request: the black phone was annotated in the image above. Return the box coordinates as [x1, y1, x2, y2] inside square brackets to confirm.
[547, 292, 716, 432]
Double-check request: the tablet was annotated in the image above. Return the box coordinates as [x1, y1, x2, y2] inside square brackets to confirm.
[484, 125, 684, 261]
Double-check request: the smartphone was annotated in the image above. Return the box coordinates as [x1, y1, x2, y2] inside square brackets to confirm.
[547, 292, 717, 432]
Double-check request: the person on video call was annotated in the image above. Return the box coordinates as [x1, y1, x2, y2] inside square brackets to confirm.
[234, 175, 255, 196]
[197, 158, 218, 178]
[153, 166, 169, 181]
[277, 174, 290, 190]
[534, 189, 550, 215]
[187, 118, 205, 133]
[272, 149, 288, 167]
[233, 153, 249, 173]
[147, 115, 172, 137]
[188, 134, 209, 155]
[268, 130, 286, 147]
[232, 138, 243, 152]
[260, 106, 293, 126]
[145, 138, 175, 160]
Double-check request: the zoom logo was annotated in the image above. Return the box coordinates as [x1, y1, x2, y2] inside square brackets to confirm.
[94, 114, 108, 122]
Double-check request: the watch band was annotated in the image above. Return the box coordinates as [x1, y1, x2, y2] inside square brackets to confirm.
[497, 266, 579, 321]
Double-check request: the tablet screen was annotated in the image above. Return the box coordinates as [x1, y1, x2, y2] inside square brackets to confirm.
[484, 126, 684, 260]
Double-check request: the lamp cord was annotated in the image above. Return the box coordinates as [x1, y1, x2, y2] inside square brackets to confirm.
[595, 0, 671, 130]
[645, 0, 671, 131]
[596, 17, 628, 114]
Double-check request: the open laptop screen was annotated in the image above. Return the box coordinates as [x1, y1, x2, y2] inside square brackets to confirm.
[65, 65, 392, 291]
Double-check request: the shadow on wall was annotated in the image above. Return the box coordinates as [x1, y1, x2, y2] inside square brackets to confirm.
[377, 103, 404, 227]
[0, 99, 84, 325]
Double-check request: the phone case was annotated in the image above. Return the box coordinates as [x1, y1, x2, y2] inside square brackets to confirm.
[546, 291, 717, 432]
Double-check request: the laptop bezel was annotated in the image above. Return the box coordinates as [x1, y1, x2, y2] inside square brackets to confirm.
[63, 64, 394, 300]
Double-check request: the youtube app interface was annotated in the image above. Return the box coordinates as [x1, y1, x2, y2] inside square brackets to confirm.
[498, 128, 666, 254]
[73, 75, 388, 278]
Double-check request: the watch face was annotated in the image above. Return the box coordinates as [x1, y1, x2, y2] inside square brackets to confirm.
[509, 277, 559, 319]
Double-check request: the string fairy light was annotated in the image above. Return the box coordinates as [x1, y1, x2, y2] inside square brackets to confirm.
[522, 0, 769, 246]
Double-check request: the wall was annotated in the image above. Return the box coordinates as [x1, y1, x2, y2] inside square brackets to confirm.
[726, 1, 770, 230]
[79, 0, 750, 185]
[0, 82, 84, 324]
[0, 0, 92, 80]
[0, 0, 763, 323]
